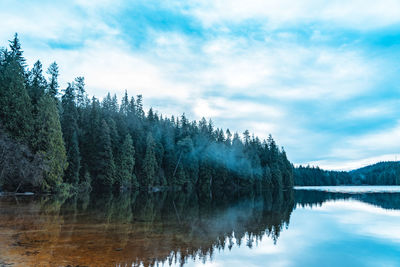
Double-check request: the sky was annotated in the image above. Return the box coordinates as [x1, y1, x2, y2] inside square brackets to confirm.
[1, 0, 400, 170]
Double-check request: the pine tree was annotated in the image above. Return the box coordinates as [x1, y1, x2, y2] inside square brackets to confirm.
[94, 119, 115, 189]
[0, 36, 33, 142]
[82, 97, 101, 179]
[27, 60, 47, 107]
[120, 90, 129, 115]
[74, 77, 86, 107]
[65, 130, 80, 185]
[117, 134, 138, 188]
[47, 62, 59, 100]
[135, 94, 145, 119]
[268, 135, 283, 189]
[9, 33, 25, 66]
[61, 83, 80, 185]
[280, 148, 294, 188]
[35, 94, 67, 191]
[142, 132, 157, 187]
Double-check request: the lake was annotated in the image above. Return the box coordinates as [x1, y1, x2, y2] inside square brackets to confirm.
[0, 186, 399, 267]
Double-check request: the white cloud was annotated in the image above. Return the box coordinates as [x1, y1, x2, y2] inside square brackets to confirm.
[308, 154, 400, 171]
[193, 98, 283, 120]
[197, 38, 377, 101]
[0, 1, 119, 44]
[185, 0, 400, 30]
[346, 104, 396, 119]
[315, 122, 400, 168]
[27, 37, 197, 102]
[350, 122, 400, 150]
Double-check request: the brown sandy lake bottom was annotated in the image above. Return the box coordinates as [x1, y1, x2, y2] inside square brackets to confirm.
[1, 187, 400, 267]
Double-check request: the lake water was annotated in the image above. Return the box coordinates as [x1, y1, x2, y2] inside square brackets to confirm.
[0, 186, 399, 267]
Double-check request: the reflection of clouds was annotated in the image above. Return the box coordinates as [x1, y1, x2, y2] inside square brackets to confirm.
[250, 236, 283, 254]
[183, 199, 400, 267]
[312, 200, 400, 243]
[362, 225, 400, 243]
[313, 200, 400, 217]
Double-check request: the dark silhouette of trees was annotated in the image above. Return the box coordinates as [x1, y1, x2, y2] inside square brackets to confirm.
[294, 162, 400, 186]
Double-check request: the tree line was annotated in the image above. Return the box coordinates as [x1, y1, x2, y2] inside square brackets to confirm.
[294, 161, 400, 186]
[294, 165, 353, 186]
[0, 34, 294, 193]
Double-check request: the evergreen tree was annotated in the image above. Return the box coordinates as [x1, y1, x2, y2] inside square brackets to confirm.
[117, 134, 138, 188]
[47, 62, 59, 100]
[280, 149, 294, 188]
[74, 77, 86, 107]
[94, 119, 115, 189]
[35, 94, 67, 191]
[120, 90, 129, 115]
[27, 60, 47, 107]
[268, 135, 283, 189]
[65, 130, 80, 185]
[61, 83, 80, 185]
[136, 94, 145, 119]
[0, 35, 32, 142]
[142, 132, 157, 187]
[9, 33, 25, 65]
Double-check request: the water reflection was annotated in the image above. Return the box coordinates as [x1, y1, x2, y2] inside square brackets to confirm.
[295, 190, 400, 210]
[0, 190, 294, 266]
[1, 189, 400, 266]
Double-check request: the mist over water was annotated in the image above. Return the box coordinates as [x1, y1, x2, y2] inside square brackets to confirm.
[0, 188, 399, 266]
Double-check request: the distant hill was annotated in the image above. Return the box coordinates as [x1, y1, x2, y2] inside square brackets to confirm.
[350, 161, 400, 185]
[294, 161, 400, 186]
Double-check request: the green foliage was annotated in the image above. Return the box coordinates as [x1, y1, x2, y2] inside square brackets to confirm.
[47, 62, 59, 100]
[65, 130, 80, 184]
[142, 133, 157, 187]
[0, 36, 33, 143]
[35, 94, 67, 191]
[27, 60, 47, 107]
[94, 119, 115, 190]
[117, 134, 138, 188]
[61, 83, 80, 185]
[350, 161, 400, 185]
[294, 161, 400, 186]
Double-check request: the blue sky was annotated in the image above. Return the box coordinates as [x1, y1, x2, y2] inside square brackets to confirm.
[1, 0, 400, 170]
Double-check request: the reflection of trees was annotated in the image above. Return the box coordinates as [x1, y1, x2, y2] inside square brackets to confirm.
[0, 189, 295, 266]
[295, 190, 400, 210]
[3, 190, 398, 266]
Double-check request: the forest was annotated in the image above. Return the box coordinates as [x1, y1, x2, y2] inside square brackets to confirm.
[0, 34, 294, 194]
[294, 161, 400, 186]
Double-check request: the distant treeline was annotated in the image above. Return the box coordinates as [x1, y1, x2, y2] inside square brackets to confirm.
[0, 34, 293, 193]
[294, 166, 352, 186]
[294, 161, 400, 186]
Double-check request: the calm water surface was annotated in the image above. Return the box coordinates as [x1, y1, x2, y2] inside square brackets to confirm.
[0, 187, 399, 267]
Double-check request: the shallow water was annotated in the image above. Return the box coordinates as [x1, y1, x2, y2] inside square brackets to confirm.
[0, 188, 399, 267]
